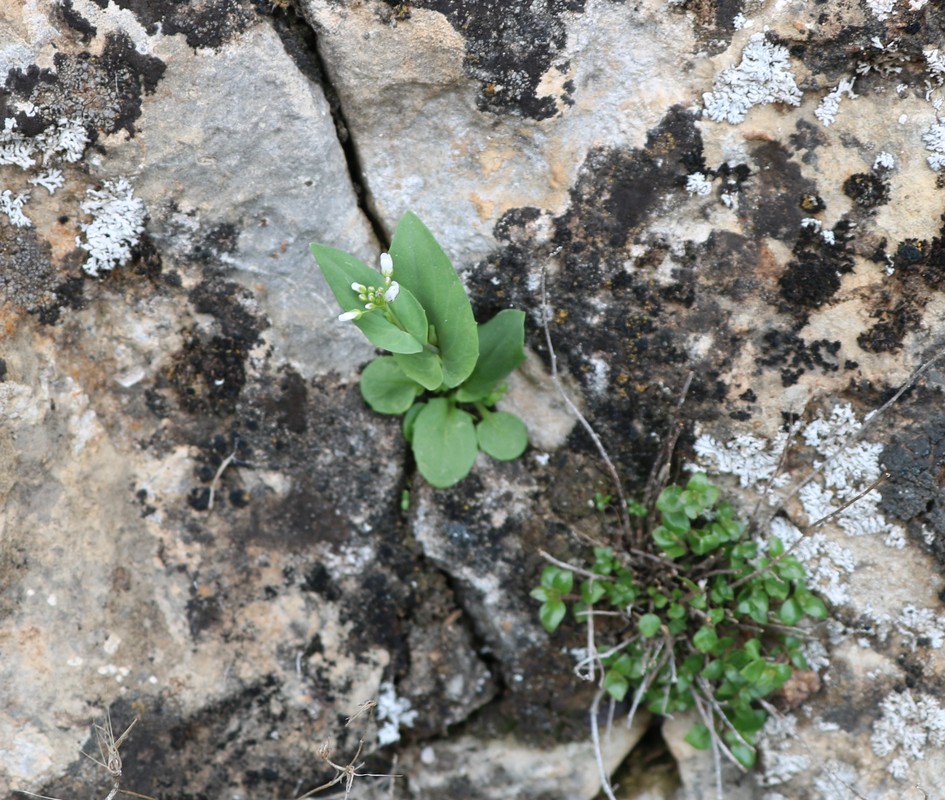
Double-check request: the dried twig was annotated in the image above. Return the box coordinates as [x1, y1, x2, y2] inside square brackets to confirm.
[589, 687, 619, 800]
[296, 739, 399, 800]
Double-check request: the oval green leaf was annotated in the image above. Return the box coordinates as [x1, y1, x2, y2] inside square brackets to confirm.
[360, 357, 423, 414]
[638, 613, 661, 638]
[411, 398, 478, 488]
[476, 411, 528, 461]
[394, 349, 444, 391]
[389, 212, 478, 387]
[455, 309, 526, 402]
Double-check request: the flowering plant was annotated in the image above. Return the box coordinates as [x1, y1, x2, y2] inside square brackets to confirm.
[312, 211, 528, 487]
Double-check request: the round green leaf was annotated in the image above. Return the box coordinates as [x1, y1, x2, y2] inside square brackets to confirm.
[360, 357, 422, 414]
[411, 398, 478, 488]
[476, 411, 528, 460]
[638, 613, 662, 638]
[539, 599, 567, 632]
[778, 597, 804, 625]
[684, 723, 712, 750]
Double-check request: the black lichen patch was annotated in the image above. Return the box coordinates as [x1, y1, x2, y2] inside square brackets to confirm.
[388, 0, 585, 119]
[843, 171, 889, 209]
[91, 0, 255, 49]
[741, 140, 818, 242]
[552, 106, 705, 279]
[56, 0, 98, 42]
[879, 410, 945, 566]
[858, 216, 945, 353]
[778, 220, 855, 314]
[466, 108, 734, 484]
[189, 276, 268, 342]
[759, 328, 849, 387]
[14, 32, 165, 137]
[168, 332, 250, 414]
[668, 0, 744, 43]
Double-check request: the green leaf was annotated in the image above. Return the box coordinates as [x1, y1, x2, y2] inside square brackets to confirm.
[539, 600, 567, 632]
[403, 402, 424, 443]
[777, 557, 806, 582]
[411, 398, 478, 487]
[638, 613, 662, 638]
[693, 626, 719, 653]
[476, 411, 528, 460]
[764, 576, 790, 600]
[389, 212, 478, 387]
[581, 580, 607, 605]
[728, 740, 756, 769]
[455, 309, 526, 402]
[778, 597, 804, 625]
[690, 530, 722, 555]
[684, 723, 712, 750]
[388, 284, 429, 345]
[661, 508, 691, 534]
[393, 350, 444, 391]
[799, 593, 828, 620]
[603, 670, 630, 702]
[541, 566, 574, 595]
[359, 357, 423, 414]
[311, 243, 425, 354]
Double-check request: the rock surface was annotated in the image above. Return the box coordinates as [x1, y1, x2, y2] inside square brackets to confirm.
[1, 1, 945, 799]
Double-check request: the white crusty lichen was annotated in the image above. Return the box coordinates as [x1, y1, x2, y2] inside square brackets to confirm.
[0, 189, 31, 228]
[703, 33, 802, 124]
[685, 172, 713, 196]
[871, 689, 945, 779]
[873, 151, 896, 170]
[695, 403, 907, 602]
[866, 0, 897, 20]
[375, 681, 417, 746]
[76, 178, 146, 277]
[758, 713, 810, 787]
[923, 118, 945, 171]
[814, 77, 857, 127]
[924, 47, 945, 84]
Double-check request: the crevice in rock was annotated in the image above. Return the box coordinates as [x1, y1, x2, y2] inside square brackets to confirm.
[260, 2, 390, 248]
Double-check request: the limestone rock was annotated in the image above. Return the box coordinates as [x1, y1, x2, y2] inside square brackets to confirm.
[3, 0, 945, 798]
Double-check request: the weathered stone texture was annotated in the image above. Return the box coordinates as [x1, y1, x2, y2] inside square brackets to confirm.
[2, 0, 945, 798]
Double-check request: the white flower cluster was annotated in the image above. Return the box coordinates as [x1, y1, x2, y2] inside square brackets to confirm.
[871, 689, 945, 779]
[76, 178, 146, 276]
[922, 118, 945, 171]
[375, 680, 417, 746]
[338, 253, 400, 322]
[703, 33, 803, 124]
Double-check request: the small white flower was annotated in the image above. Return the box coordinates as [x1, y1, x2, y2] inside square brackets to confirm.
[384, 281, 400, 303]
[338, 310, 362, 322]
[380, 252, 394, 277]
[351, 282, 367, 293]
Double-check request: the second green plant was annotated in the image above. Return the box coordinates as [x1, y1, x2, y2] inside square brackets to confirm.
[312, 211, 528, 488]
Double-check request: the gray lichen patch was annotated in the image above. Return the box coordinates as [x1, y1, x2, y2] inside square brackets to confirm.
[9, 31, 166, 137]
[0, 224, 57, 312]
